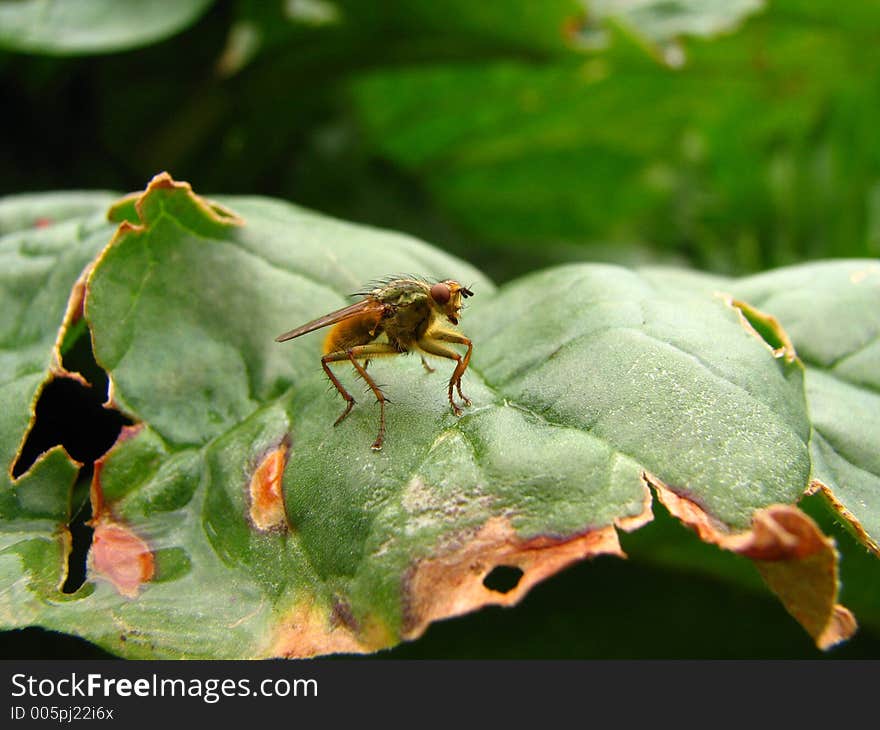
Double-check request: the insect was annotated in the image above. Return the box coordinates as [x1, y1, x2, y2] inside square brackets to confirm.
[275, 277, 474, 450]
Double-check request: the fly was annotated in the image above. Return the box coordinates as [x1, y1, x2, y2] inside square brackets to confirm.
[276, 277, 474, 450]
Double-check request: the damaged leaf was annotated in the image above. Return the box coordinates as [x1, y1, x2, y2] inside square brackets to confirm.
[0, 174, 875, 658]
[643, 262, 880, 557]
[734, 262, 880, 557]
[649, 477, 855, 649]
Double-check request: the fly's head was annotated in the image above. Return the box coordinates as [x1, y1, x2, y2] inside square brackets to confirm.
[429, 280, 473, 326]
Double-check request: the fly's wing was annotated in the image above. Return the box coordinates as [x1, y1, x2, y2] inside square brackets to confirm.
[275, 298, 387, 342]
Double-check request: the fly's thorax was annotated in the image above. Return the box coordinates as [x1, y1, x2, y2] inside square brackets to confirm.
[383, 297, 433, 350]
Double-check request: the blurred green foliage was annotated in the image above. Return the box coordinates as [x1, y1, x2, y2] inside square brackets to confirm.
[3, 0, 877, 283]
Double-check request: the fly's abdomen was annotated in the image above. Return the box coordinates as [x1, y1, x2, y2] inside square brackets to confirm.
[322, 312, 383, 354]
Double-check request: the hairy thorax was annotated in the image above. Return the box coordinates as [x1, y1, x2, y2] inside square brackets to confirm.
[383, 299, 432, 351]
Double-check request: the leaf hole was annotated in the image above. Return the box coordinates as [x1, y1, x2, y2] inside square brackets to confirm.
[62, 468, 94, 594]
[729, 298, 795, 361]
[483, 565, 524, 594]
[12, 376, 131, 478]
[12, 327, 131, 478]
[739, 309, 785, 351]
[59, 319, 110, 394]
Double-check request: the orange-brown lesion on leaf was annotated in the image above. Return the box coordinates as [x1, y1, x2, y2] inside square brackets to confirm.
[268, 598, 394, 659]
[90, 522, 155, 600]
[401, 486, 653, 642]
[268, 484, 653, 659]
[248, 437, 291, 533]
[88, 427, 154, 599]
[645, 472, 857, 650]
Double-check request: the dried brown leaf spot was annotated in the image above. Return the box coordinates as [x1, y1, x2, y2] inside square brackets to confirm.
[401, 516, 627, 641]
[269, 487, 653, 658]
[88, 426, 154, 599]
[90, 522, 155, 599]
[248, 438, 291, 532]
[269, 599, 394, 659]
[649, 476, 857, 649]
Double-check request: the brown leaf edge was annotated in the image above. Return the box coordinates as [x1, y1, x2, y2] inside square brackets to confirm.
[105, 171, 243, 229]
[269, 481, 655, 658]
[718, 293, 798, 363]
[10, 172, 239, 481]
[6, 207, 108, 592]
[75, 172, 244, 599]
[646, 473, 857, 650]
[806, 480, 880, 557]
[270, 468, 855, 657]
[8, 250, 93, 482]
[10, 173, 235, 600]
[89, 171, 243, 414]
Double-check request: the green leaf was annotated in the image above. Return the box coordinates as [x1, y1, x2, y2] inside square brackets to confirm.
[0, 192, 116, 237]
[469, 264, 810, 529]
[733, 262, 880, 555]
[642, 261, 880, 556]
[1, 175, 872, 658]
[0, 198, 114, 477]
[0, 0, 214, 55]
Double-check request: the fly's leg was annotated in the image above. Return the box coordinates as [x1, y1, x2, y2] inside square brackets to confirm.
[420, 356, 435, 373]
[417, 333, 472, 416]
[417, 340, 464, 415]
[322, 343, 402, 450]
[321, 353, 356, 426]
[424, 329, 473, 409]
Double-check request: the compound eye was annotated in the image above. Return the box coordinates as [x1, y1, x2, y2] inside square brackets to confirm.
[430, 282, 451, 305]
